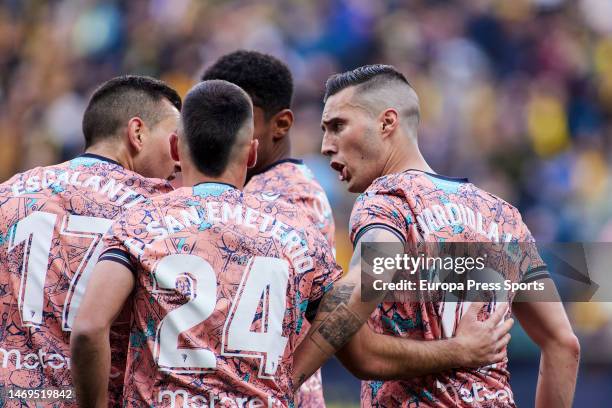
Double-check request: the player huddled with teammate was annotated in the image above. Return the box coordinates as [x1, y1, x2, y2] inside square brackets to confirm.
[0, 75, 181, 407]
[0, 54, 580, 408]
[199, 51, 525, 408]
[201, 50, 335, 408]
[291, 64, 580, 408]
[70, 80, 342, 407]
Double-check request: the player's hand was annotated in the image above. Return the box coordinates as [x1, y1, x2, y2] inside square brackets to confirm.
[453, 302, 513, 368]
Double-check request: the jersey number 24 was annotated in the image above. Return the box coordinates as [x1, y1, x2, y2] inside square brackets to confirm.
[153, 254, 290, 378]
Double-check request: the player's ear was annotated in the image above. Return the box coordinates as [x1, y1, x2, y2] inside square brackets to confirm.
[272, 109, 294, 141]
[247, 139, 258, 169]
[170, 132, 180, 162]
[379, 108, 399, 139]
[127, 117, 146, 152]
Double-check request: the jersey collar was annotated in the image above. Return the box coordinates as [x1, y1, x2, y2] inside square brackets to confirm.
[406, 169, 469, 183]
[253, 158, 303, 176]
[192, 182, 237, 198]
[78, 153, 123, 167]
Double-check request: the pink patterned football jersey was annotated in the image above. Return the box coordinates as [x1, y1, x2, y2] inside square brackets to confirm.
[99, 182, 342, 408]
[349, 170, 547, 408]
[245, 158, 335, 408]
[246, 159, 335, 249]
[0, 154, 172, 407]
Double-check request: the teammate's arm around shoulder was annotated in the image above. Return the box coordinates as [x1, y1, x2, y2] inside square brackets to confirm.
[336, 302, 512, 380]
[70, 259, 135, 408]
[291, 227, 402, 389]
[512, 279, 580, 408]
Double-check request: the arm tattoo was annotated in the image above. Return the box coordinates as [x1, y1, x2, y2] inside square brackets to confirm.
[315, 304, 362, 350]
[318, 283, 355, 313]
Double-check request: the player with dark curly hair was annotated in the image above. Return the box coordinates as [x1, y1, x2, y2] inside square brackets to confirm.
[202, 50, 335, 408]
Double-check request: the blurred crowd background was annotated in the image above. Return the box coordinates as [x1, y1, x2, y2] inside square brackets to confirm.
[1, 0, 612, 406]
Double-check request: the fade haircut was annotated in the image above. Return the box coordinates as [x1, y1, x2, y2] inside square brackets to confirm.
[201, 50, 292, 119]
[82, 75, 182, 148]
[324, 64, 410, 101]
[324, 64, 420, 130]
[181, 80, 253, 177]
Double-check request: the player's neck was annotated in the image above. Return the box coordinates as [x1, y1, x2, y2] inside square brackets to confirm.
[382, 141, 433, 176]
[84, 144, 133, 171]
[182, 165, 245, 190]
[249, 138, 291, 176]
[273, 138, 291, 163]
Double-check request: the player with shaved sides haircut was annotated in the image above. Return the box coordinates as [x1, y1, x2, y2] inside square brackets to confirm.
[291, 65, 579, 408]
[320, 64, 426, 193]
[324, 64, 420, 134]
[0, 74, 182, 407]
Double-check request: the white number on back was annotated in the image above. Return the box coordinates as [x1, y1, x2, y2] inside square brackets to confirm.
[153, 254, 217, 373]
[153, 255, 290, 377]
[9, 211, 56, 326]
[61, 215, 114, 330]
[8, 211, 113, 330]
[223, 256, 289, 377]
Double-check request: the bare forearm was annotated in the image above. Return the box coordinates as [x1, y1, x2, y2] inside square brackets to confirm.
[71, 329, 111, 408]
[293, 281, 376, 388]
[291, 229, 404, 389]
[337, 326, 464, 380]
[535, 342, 580, 408]
[513, 283, 580, 408]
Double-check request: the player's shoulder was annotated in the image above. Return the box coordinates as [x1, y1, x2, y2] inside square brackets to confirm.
[137, 183, 242, 212]
[283, 161, 329, 204]
[69, 154, 172, 193]
[248, 159, 324, 192]
[125, 185, 184, 212]
[352, 171, 417, 209]
[359, 170, 427, 197]
[0, 167, 34, 190]
[242, 188, 317, 232]
[293, 161, 327, 194]
[480, 186, 518, 212]
[242, 187, 295, 216]
[125, 174, 173, 197]
[357, 170, 475, 205]
[469, 181, 523, 220]
[0, 161, 65, 197]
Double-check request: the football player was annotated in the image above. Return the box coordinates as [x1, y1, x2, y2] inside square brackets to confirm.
[201, 50, 334, 408]
[0, 75, 181, 407]
[292, 65, 580, 408]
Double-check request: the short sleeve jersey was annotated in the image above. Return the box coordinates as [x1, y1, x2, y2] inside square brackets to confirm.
[99, 182, 342, 408]
[0, 154, 172, 407]
[349, 170, 547, 408]
[245, 159, 336, 408]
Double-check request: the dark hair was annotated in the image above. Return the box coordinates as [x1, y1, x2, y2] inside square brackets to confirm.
[324, 64, 410, 102]
[201, 50, 292, 119]
[181, 80, 253, 177]
[82, 75, 182, 148]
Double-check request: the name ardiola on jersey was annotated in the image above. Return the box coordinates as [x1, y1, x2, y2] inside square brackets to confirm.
[350, 170, 547, 408]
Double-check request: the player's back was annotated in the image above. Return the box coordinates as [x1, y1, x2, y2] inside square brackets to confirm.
[102, 182, 340, 407]
[350, 170, 546, 407]
[0, 154, 171, 406]
[245, 159, 335, 248]
[245, 159, 335, 408]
